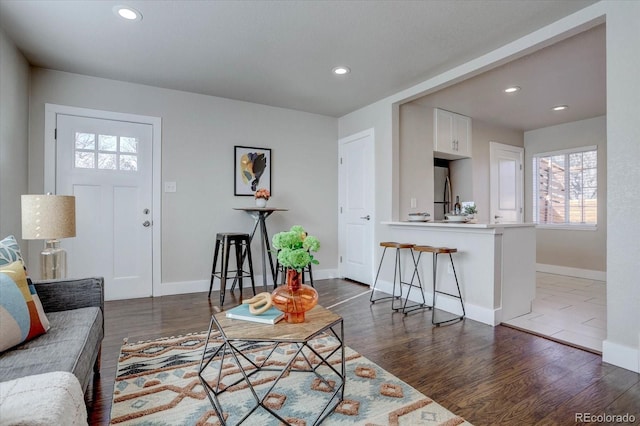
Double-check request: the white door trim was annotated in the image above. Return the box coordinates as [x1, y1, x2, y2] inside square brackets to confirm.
[44, 103, 162, 295]
[338, 127, 375, 284]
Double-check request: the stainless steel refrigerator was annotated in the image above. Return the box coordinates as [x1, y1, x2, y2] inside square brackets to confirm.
[434, 165, 451, 220]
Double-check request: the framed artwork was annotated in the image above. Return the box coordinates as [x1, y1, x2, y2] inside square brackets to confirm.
[234, 146, 272, 196]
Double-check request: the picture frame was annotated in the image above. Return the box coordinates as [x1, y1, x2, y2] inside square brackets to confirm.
[234, 146, 272, 196]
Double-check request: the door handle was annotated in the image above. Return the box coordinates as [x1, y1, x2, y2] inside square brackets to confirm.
[494, 215, 502, 219]
[360, 215, 371, 220]
[143, 220, 151, 227]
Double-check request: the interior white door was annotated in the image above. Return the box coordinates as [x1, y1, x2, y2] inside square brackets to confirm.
[490, 142, 524, 223]
[56, 114, 153, 300]
[338, 129, 375, 285]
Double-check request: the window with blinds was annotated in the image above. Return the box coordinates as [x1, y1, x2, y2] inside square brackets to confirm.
[532, 146, 597, 226]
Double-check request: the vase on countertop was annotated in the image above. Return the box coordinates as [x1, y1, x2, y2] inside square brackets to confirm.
[255, 198, 267, 208]
[271, 269, 318, 323]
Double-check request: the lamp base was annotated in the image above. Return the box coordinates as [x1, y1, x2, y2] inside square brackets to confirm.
[41, 240, 67, 280]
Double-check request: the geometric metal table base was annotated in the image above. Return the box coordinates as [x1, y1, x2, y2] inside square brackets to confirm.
[198, 306, 345, 425]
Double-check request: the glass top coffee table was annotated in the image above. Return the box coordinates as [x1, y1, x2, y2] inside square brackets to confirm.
[198, 305, 345, 425]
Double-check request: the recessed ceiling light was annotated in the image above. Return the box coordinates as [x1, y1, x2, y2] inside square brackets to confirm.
[552, 105, 569, 111]
[504, 86, 520, 93]
[332, 66, 350, 76]
[114, 5, 142, 21]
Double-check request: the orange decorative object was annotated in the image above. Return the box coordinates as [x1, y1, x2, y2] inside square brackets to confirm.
[271, 269, 318, 323]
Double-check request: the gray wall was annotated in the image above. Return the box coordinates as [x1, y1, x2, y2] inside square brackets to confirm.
[27, 69, 339, 287]
[525, 116, 606, 272]
[0, 28, 29, 253]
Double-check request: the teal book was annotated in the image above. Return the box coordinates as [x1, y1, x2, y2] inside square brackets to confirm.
[225, 303, 284, 324]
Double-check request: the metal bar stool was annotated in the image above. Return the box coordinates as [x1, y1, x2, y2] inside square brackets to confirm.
[370, 242, 416, 311]
[208, 233, 256, 306]
[413, 245, 465, 326]
[398, 247, 431, 315]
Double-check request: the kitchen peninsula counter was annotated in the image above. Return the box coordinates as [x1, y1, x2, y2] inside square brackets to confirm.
[382, 220, 534, 229]
[379, 221, 536, 326]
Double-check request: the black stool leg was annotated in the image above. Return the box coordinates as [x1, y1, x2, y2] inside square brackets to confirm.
[432, 252, 465, 326]
[274, 256, 281, 289]
[306, 263, 314, 288]
[244, 239, 256, 296]
[400, 250, 430, 315]
[235, 240, 244, 302]
[391, 248, 405, 311]
[220, 237, 231, 306]
[431, 252, 439, 325]
[370, 247, 388, 303]
[449, 252, 465, 319]
[209, 239, 221, 297]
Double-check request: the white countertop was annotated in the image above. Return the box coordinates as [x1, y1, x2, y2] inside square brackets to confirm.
[382, 220, 535, 229]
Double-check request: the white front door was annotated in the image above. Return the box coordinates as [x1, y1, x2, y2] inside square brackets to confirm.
[490, 142, 524, 223]
[338, 129, 375, 285]
[56, 114, 153, 300]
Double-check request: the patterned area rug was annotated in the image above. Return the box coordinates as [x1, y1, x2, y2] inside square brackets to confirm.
[110, 331, 472, 425]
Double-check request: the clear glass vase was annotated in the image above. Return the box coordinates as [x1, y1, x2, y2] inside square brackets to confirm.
[271, 269, 318, 323]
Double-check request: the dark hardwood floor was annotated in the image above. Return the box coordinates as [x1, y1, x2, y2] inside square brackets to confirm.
[87, 279, 639, 425]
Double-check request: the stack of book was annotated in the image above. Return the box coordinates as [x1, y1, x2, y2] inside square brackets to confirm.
[225, 303, 284, 324]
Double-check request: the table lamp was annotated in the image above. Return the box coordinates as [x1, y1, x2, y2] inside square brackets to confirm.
[21, 194, 76, 279]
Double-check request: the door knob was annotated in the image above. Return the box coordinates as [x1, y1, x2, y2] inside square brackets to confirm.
[360, 215, 371, 220]
[143, 220, 151, 227]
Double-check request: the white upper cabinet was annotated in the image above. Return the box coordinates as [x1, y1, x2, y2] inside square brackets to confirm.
[433, 108, 472, 159]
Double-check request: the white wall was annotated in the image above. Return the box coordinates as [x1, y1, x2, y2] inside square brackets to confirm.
[27, 69, 339, 289]
[339, 2, 640, 372]
[0, 28, 29, 253]
[603, 2, 640, 373]
[525, 116, 607, 273]
[399, 103, 433, 220]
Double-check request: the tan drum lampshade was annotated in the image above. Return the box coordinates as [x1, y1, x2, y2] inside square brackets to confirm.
[21, 194, 76, 240]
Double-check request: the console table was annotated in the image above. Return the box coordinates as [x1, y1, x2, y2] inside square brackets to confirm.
[234, 207, 287, 290]
[198, 305, 345, 425]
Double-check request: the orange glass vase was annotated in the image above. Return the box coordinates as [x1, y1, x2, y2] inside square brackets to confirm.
[271, 269, 319, 323]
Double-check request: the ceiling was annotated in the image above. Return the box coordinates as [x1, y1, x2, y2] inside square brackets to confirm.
[412, 24, 606, 131]
[0, 0, 601, 124]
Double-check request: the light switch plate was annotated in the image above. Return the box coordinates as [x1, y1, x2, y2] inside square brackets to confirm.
[164, 181, 177, 193]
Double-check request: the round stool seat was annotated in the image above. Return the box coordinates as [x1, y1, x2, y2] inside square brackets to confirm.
[414, 245, 457, 254]
[379, 242, 415, 249]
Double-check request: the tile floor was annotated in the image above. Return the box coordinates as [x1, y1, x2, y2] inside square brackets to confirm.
[503, 272, 606, 354]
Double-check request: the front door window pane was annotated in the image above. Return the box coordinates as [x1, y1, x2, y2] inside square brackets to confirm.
[120, 155, 138, 171]
[75, 151, 95, 168]
[120, 137, 138, 153]
[75, 132, 95, 149]
[98, 153, 117, 170]
[98, 135, 117, 152]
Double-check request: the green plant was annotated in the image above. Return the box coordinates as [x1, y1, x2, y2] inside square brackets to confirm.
[464, 204, 478, 215]
[272, 225, 320, 271]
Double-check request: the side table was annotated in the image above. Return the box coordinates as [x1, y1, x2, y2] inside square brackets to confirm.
[234, 207, 288, 290]
[198, 305, 345, 425]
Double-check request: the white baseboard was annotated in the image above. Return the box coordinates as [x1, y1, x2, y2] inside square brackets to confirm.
[371, 280, 500, 326]
[602, 339, 640, 373]
[154, 268, 339, 297]
[536, 263, 606, 281]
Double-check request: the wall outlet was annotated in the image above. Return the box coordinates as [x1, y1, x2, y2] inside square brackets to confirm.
[164, 181, 177, 193]
[410, 198, 417, 208]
